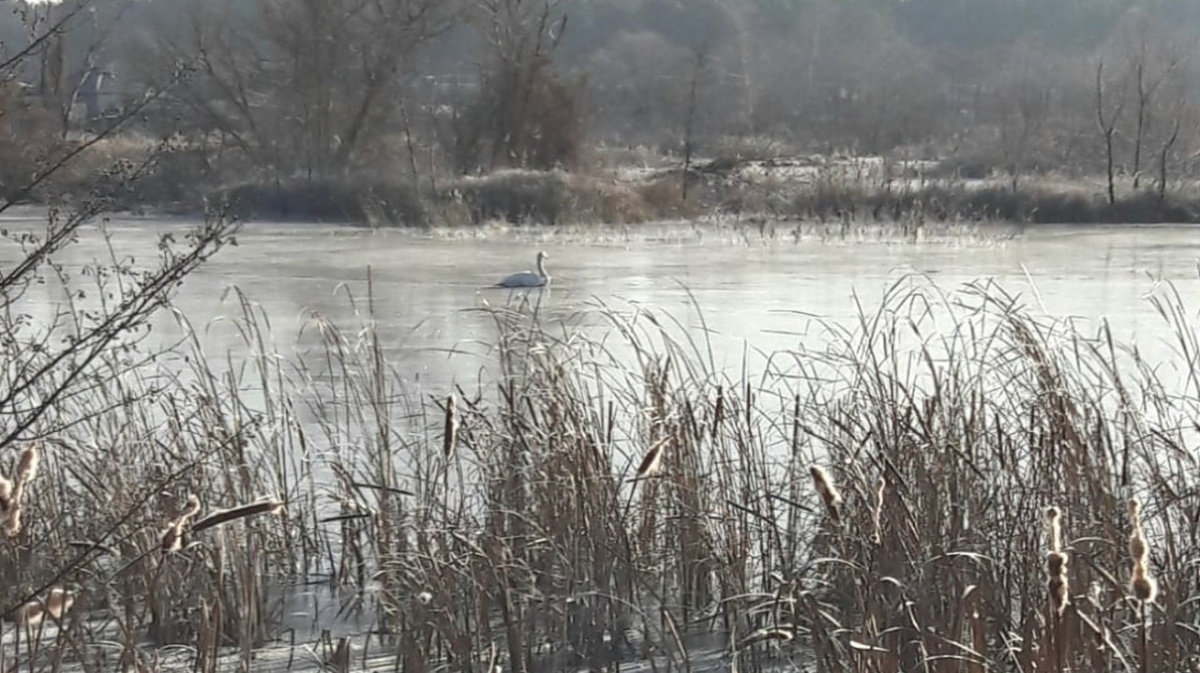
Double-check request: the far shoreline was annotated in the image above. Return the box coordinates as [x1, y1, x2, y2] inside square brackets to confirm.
[12, 155, 1200, 230]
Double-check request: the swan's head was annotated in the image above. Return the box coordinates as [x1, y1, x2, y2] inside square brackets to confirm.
[537, 250, 548, 261]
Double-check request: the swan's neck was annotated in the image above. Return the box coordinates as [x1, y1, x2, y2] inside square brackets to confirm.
[537, 256, 548, 279]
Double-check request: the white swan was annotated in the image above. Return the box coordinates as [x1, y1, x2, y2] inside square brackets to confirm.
[494, 250, 550, 288]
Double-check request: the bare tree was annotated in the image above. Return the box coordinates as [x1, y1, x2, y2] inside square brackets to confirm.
[1123, 21, 1183, 190]
[681, 44, 708, 201]
[586, 30, 693, 143]
[145, 0, 461, 181]
[1095, 60, 1125, 207]
[454, 0, 582, 172]
[1150, 78, 1198, 204]
[993, 52, 1053, 192]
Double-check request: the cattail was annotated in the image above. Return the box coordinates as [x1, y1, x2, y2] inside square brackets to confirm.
[15, 444, 39, 487]
[1047, 550, 1070, 616]
[1045, 506, 1063, 553]
[443, 395, 458, 457]
[191, 498, 285, 534]
[16, 587, 73, 626]
[16, 600, 43, 626]
[1131, 568, 1158, 604]
[1128, 497, 1158, 605]
[181, 494, 202, 520]
[1044, 506, 1069, 616]
[870, 475, 886, 544]
[43, 588, 73, 620]
[0, 476, 13, 515]
[0, 444, 39, 537]
[1128, 498, 1147, 564]
[809, 465, 841, 521]
[160, 520, 185, 554]
[5, 507, 22, 538]
[634, 438, 667, 480]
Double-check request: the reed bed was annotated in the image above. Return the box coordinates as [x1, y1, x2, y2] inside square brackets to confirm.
[4, 239, 1200, 671]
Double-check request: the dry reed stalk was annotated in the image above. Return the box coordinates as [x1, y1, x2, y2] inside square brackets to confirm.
[734, 627, 794, 650]
[809, 465, 841, 521]
[870, 475, 885, 545]
[191, 498, 286, 534]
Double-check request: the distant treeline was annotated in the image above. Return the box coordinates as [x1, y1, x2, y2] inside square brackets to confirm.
[2, 0, 1200, 218]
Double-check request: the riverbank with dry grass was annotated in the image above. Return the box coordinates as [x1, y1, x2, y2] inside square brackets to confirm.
[24, 134, 1200, 229]
[4, 257, 1200, 671]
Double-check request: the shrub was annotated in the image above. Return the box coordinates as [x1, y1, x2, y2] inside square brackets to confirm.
[451, 170, 571, 225]
[0, 83, 63, 202]
[221, 178, 426, 225]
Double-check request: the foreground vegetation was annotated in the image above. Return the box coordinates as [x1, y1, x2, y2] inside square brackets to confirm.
[5, 221, 1200, 671]
[5, 1, 1200, 668]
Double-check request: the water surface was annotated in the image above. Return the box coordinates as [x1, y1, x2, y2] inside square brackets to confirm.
[2, 213, 1198, 394]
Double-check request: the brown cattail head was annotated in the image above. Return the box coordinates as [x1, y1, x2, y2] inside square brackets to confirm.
[15, 444, 39, 487]
[1046, 550, 1068, 576]
[1129, 499, 1148, 565]
[1047, 552, 1071, 617]
[1128, 497, 1142, 523]
[5, 506, 22, 538]
[443, 395, 458, 457]
[1048, 573, 1070, 616]
[160, 495, 203, 555]
[161, 521, 185, 554]
[43, 587, 74, 620]
[0, 476, 13, 515]
[1044, 507, 1070, 617]
[181, 495, 202, 522]
[1128, 496, 1158, 605]
[1045, 506, 1062, 553]
[16, 587, 73, 626]
[809, 465, 842, 521]
[16, 601, 43, 627]
[1129, 531, 1148, 564]
[1131, 571, 1158, 604]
